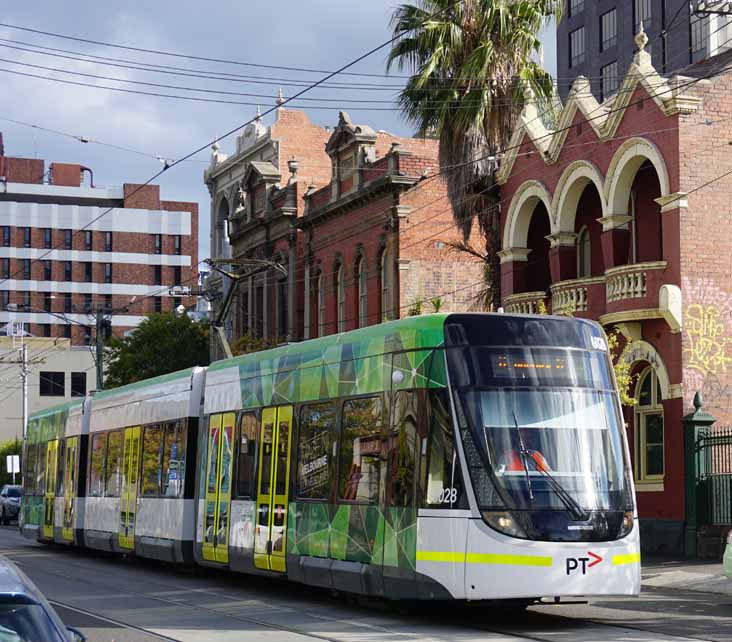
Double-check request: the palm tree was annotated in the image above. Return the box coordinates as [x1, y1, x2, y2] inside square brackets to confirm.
[387, 0, 561, 309]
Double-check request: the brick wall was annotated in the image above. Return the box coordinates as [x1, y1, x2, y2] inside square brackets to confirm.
[4, 157, 44, 184]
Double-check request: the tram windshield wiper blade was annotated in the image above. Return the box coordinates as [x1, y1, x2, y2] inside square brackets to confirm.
[511, 411, 534, 501]
[525, 455, 590, 522]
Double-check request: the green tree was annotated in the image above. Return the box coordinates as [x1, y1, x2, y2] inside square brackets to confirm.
[0, 439, 22, 487]
[387, 0, 561, 309]
[104, 312, 210, 388]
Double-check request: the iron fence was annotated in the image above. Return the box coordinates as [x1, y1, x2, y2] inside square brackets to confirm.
[697, 425, 732, 525]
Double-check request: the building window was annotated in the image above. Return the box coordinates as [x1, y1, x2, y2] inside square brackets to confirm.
[23, 227, 31, 248]
[254, 188, 266, 215]
[2, 227, 9, 247]
[173, 266, 181, 285]
[339, 396, 383, 502]
[43, 292, 53, 312]
[335, 263, 345, 333]
[317, 272, 325, 337]
[356, 256, 367, 328]
[600, 61, 619, 101]
[84, 262, 92, 282]
[63, 324, 71, 339]
[174, 235, 181, 255]
[39, 371, 64, 397]
[71, 372, 87, 397]
[634, 0, 651, 31]
[104, 263, 113, 284]
[600, 9, 617, 51]
[380, 248, 391, 322]
[1, 258, 8, 279]
[339, 151, 355, 179]
[635, 367, 664, 483]
[84, 293, 92, 312]
[64, 293, 72, 313]
[154, 296, 162, 313]
[40, 323, 51, 337]
[64, 229, 72, 250]
[84, 230, 93, 251]
[43, 228, 52, 249]
[153, 265, 162, 285]
[1, 291, 8, 311]
[22, 291, 30, 308]
[277, 277, 288, 339]
[154, 234, 162, 254]
[64, 261, 72, 282]
[568, 0, 584, 18]
[43, 260, 52, 281]
[569, 27, 586, 68]
[83, 326, 92, 345]
[691, 13, 709, 57]
[104, 231, 113, 252]
[296, 403, 336, 499]
[105, 294, 113, 311]
[22, 259, 30, 280]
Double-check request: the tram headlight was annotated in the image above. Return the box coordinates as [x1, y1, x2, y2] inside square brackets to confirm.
[619, 511, 634, 538]
[482, 510, 527, 539]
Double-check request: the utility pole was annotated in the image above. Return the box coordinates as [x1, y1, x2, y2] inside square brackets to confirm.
[20, 343, 28, 442]
[95, 307, 105, 390]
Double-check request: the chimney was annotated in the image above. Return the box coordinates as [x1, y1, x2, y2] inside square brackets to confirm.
[49, 163, 82, 187]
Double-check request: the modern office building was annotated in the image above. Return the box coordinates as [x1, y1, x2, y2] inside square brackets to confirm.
[556, 0, 732, 101]
[0, 132, 199, 346]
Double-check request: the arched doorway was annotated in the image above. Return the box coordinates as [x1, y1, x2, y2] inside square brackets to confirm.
[525, 202, 551, 292]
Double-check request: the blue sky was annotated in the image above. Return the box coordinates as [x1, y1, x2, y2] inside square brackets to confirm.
[0, 2, 557, 262]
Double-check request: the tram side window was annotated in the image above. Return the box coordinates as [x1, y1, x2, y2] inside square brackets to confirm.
[24, 445, 37, 495]
[424, 390, 463, 508]
[338, 397, 383, 504]
[105, 430, 123, 497]
[161, 420, 186, 497]
[88, 433, 107, 497]
[36, 442, 47, 497]
[297, 403, 335, 500]
[236, 413, 258, 498]
[387, 391, 419, 507]
[141, 425, 163, 497]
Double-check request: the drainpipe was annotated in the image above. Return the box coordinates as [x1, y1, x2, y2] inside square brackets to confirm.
[80, 166, 95, 188]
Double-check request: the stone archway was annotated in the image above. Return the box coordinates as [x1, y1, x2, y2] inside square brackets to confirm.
[503, 180, 553, 250]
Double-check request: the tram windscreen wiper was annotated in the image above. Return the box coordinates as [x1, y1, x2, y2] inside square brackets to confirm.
[511, 413, 589, 522]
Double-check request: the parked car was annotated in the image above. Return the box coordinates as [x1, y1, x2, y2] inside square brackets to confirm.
[0, 556, 85, 641]
[0, 485, 21, 524]
[724, 530, 732, 579]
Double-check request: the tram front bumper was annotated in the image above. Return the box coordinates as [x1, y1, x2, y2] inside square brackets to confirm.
[416, 516, 642, 601]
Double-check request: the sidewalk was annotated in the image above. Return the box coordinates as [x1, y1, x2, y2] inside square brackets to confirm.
[642, 556, 731, 597]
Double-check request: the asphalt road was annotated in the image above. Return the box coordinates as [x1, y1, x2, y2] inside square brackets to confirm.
[1, 525, 729, 642]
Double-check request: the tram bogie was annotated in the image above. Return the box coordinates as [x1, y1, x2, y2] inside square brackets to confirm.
[21, 313, 641, 601]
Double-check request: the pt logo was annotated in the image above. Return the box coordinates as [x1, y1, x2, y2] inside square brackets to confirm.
[566, 551, 603, 575]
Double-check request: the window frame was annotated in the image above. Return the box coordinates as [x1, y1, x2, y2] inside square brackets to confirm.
[234, 411, 259, 499]
[568, 0, 584, 18]
[335, 262, 345, 333]
[141, 424, 164, 497]
[104, 429, 123, 498]
[356, 255, 368, 328]
[317, 272, 325, 338]
[380, 248, 390, 322]
[296, 401, 337, 501]
[70, 371, 87, 398]
[22, 227, 31, 248]
[43, 228, 52, 249]
[634, 367, 665, 485]
[104, 263, 113, 284]
[600, 61, 619, 102]
[63, 229, 72, 250]
[39, 371, 64, 397]
[600, 8, 617, 52]
[84, 262, 93, 283]
[569, 26, 586, 68]
[634, 0, 651, 31]
[104, 231, 113, 252]
[88, 432, 107, 498]
[84, 230, 93, 251]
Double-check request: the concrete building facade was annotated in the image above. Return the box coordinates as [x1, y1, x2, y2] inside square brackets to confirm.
[0, 133, 199, 345]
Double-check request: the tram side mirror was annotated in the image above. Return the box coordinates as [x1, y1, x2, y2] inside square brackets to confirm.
[68, 627, 87, 642]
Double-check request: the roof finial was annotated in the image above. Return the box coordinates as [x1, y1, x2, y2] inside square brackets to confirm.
[275, 88, 285, 107]
[635, 23, 648, 53]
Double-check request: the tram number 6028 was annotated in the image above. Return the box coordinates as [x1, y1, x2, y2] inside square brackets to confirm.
[438, 487, 458, 504]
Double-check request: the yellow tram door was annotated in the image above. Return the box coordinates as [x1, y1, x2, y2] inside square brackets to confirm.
[61, 437, 78, 542]
[42, 440, 59, 539]
[254, 406, 293, 573]
[202, 413, 235, 563]
[119, 426, 141, 550]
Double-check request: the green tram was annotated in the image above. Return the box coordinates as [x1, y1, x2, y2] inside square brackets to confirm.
[21, 313, 641, 602]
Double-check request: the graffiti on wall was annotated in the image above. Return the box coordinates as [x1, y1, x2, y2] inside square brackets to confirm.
[682, 277, 732, 413]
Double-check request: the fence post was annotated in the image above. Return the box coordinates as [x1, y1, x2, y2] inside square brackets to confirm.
[683, 391, 716, 558]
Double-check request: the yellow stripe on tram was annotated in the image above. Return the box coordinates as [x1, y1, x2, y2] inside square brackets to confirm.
[612, 552, 641, 565]
[417, 551, 552, 567]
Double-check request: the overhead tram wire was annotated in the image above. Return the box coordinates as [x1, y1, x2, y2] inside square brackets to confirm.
[0, 0, 463, 290]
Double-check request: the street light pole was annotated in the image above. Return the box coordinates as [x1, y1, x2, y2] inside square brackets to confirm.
[95, 307, 105, 390]
[20, 342, 27, 442]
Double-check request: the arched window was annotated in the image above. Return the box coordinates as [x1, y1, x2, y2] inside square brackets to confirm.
[634, 367, 664, 483]
[380, 248, 390, 322]
[317, 272, 326, 337]
[356, 255, 367, 328]
[335, 263, 345, 333]
[577, 226, 591, 277]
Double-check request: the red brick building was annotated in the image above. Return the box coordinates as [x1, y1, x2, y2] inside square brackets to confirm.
[0, 134, 198, 346]
[205, 107, 483, 354]
[496, 30, 732, 553]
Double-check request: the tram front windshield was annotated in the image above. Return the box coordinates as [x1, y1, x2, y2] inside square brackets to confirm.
[445, 316, 633, 542]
